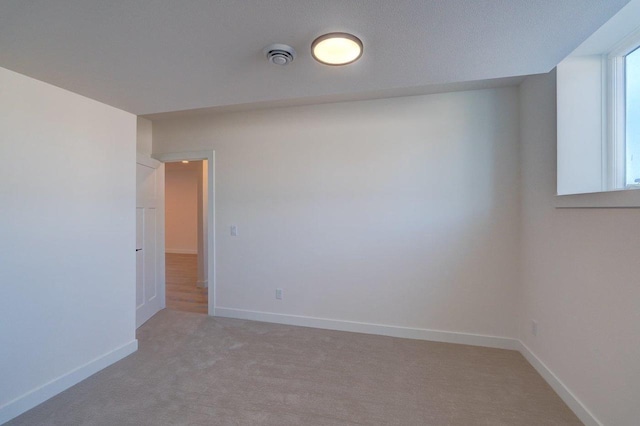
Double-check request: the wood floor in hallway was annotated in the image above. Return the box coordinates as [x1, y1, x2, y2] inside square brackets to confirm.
[165, 253, 208, 314]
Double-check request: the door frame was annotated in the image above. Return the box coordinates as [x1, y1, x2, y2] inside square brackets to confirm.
[155, 150, 216, 315]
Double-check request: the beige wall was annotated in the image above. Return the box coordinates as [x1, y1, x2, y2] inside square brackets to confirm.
[519, 71, 640, 425]
[153, 87, 522, 338]
[165, 161, 201, 254]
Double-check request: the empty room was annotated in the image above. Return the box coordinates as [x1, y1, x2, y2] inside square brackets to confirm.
[1, 1, 639, 425]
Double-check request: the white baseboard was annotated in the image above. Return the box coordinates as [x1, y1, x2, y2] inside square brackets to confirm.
[214, 308, 600, 424]
[0, 312, 599, 426]
[0, 340, 138, 425]
[517, 341, 601, 426]
[214, 307, 518, 350]
[165, 249, 197, 255]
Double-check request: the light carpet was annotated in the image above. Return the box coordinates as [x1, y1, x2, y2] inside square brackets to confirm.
[7, 309, 581, 425]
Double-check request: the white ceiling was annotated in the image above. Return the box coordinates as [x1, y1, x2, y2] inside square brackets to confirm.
[0, 0, 631, 116]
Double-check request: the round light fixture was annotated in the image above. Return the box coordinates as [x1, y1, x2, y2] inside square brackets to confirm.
[311, 33, 363, 66]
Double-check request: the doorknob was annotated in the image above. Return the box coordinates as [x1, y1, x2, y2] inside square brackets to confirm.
[136, 248, 142, 252]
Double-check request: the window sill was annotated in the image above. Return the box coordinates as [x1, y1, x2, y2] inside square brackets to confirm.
[555, 188, 640, 208]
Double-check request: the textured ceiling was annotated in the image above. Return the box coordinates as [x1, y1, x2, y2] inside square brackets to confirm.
[0, 0, 631, 115]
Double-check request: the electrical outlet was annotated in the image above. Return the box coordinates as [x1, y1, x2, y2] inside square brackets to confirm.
[276, 288, 283, 300]
[531, 320, 538, 336]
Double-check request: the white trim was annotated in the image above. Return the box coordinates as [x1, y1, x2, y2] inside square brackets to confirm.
[165, 248, 198, 255]
[157, 166, 166, 312]
[607, 25, 640, 58]
[517, 341, 602, 426]
[0, 340, 138, 425]
[155, 151, 212, 163]
[555, 187, 640, 208]
[607, 47, 627, 190]
[601, 54, 610, 191]
[155, 151, 216, 316]
[214, 307, 519, 350]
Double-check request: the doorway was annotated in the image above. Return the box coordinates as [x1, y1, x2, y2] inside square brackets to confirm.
[156, 150, 215, 316]
[164, 160, 208, 314]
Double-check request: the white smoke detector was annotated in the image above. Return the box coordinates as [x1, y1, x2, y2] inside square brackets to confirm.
[264, 44, 296, 65]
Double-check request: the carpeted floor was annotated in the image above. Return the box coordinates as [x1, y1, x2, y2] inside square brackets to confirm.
[7, 310, 582, 425]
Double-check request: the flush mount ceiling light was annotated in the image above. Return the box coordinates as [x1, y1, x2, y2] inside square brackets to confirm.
[311, 32, 363, 66]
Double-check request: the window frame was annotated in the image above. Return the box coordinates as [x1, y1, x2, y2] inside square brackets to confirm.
[606, 29, 640, 190]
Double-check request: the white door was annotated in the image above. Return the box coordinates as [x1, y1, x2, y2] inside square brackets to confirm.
[136, 155, 165, 328]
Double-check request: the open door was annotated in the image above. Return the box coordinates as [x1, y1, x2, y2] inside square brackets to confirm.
[136, 154, 165, 328]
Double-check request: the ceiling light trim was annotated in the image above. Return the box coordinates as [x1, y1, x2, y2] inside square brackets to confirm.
[311, 32, 363, 66]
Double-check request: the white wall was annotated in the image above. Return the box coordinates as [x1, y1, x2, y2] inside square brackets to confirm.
[165, 161, 200, 254]
[556, 56, 605, 195]
[519, 71, 640, 425]
[0, 67, 137, 423]
[137, 117, 153, 156]
[153, 88, 521, 338]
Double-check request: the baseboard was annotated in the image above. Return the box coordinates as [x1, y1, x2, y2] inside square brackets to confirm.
[165, 249, 197, 255]
[214, 308, 599, 424]
[214, 307, 518, 350]
[0, 340, 138, 425]
[517, 341, 601, 426]
[0, 314, 594, 425]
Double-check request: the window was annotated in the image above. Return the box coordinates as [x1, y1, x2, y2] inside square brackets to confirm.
[608, 34, 640, 190]
[626, 47, 640, 187]
[556, 0, 640, 206]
